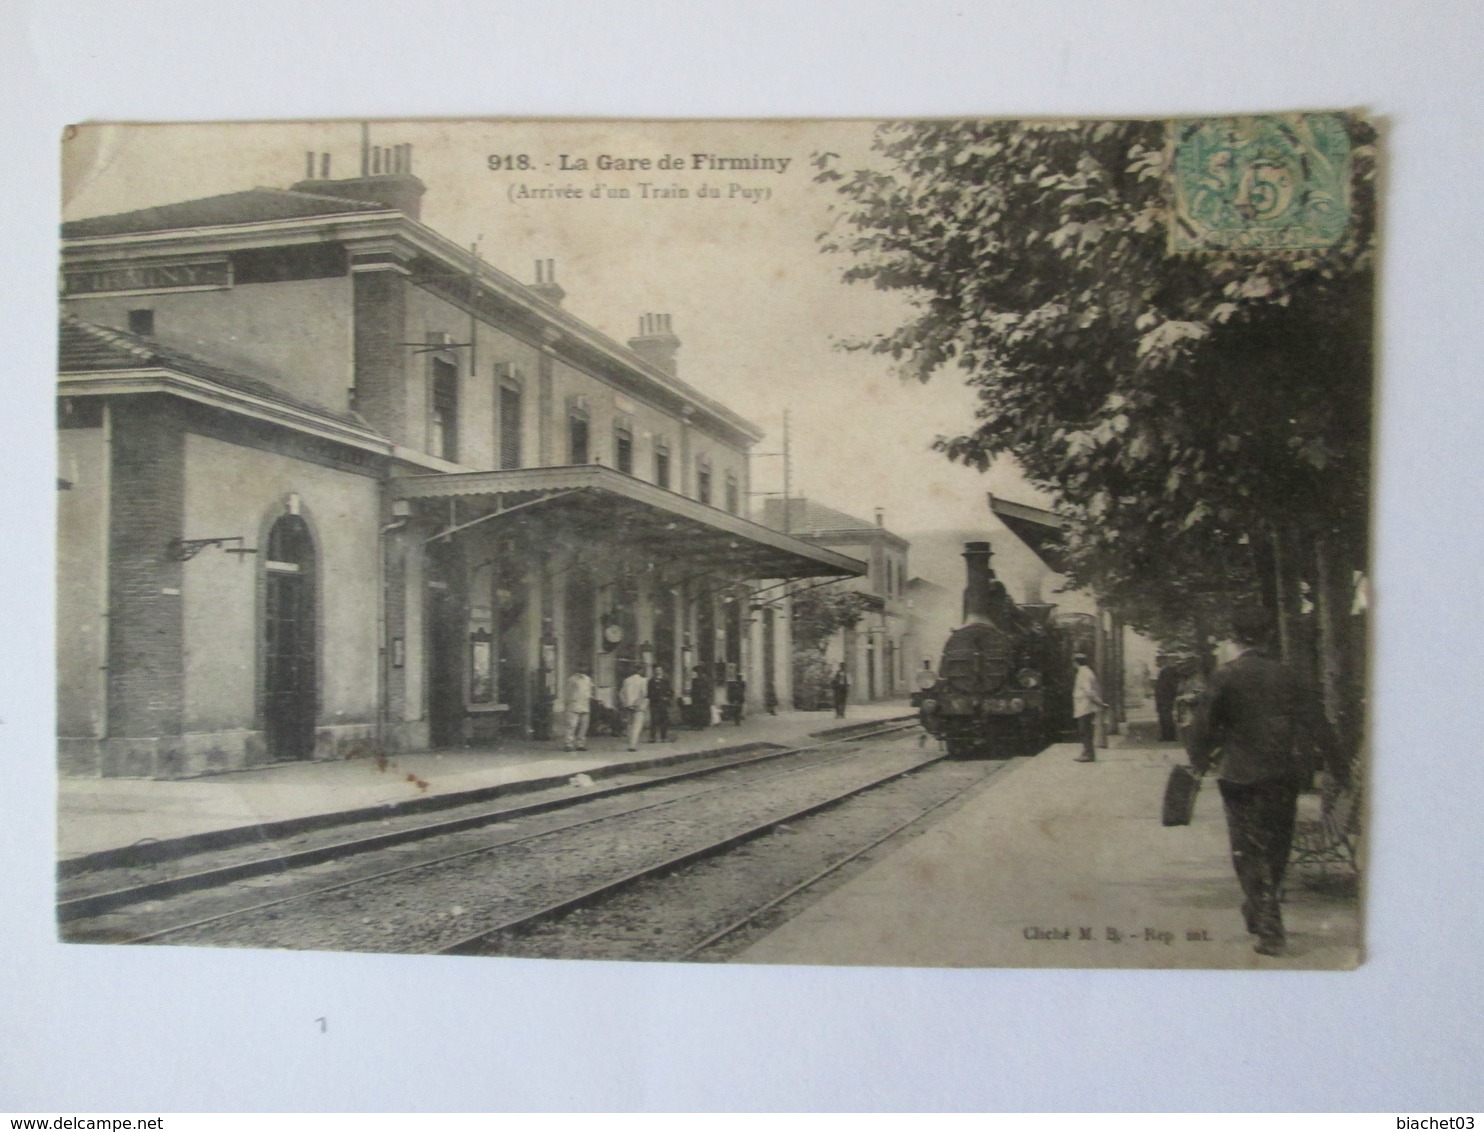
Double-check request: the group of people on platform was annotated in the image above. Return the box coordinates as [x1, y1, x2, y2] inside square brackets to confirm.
[561, 663, 769, 753]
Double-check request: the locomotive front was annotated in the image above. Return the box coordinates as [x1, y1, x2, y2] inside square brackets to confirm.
[920, 541, 1047, 758]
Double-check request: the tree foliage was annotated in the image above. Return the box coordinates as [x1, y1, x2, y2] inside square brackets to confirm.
[815, 117, 1375, 647]
[789, 588, 875, 655]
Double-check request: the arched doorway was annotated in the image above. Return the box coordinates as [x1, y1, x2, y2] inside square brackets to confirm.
[263, 514, 317, 761]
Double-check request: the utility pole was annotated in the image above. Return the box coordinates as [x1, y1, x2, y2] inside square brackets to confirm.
[781, 408, 791, 534]
[745, 407, 794, 529]
[468, 240, 481, 381]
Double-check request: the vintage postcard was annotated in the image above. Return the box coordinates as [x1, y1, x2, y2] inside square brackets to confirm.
[56, 116, 1372, 968]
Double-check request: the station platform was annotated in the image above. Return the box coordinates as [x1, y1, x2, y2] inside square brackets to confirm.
[738, 721, 1363, 970]
[57, 702, 914, 866]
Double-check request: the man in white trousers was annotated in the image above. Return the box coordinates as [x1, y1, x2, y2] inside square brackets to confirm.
[1072, 651, 1107, 763]
[620, 664, 649, 752]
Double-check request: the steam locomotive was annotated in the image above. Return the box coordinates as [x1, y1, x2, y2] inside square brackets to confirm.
[919, 542, 1091, 758]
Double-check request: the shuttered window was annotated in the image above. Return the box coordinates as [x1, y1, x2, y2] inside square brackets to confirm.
[499, 382, 522, 469]
[569, 415, 589, 465]
[614, 423, 634, 474]
[430, 358, 458, 462]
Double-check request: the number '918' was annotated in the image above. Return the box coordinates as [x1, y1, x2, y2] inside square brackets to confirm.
[488, 155, 533, 171]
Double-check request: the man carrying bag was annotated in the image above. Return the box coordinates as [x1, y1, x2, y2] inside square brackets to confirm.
[1184, 608, 1345, 957]
[1161, 761, 1203, 827]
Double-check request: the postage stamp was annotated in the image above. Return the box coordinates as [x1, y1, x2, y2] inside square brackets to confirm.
[1171, 113, 1353, 251]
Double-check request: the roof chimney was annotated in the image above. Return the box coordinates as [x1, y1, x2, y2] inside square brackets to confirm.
[291, 141, 425, 219]
[874, 507, 885, 527]
[628, 313, 680, 377]
[530, 259, 566, 307]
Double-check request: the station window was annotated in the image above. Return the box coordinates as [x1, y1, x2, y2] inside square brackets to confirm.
[654, 441, 671, 489]
[725, 470, 739, 515]
[567, 397, 590, 466]
[614, 421, 634, 475]
[430, 357, 459, 462]
[696, 458, 712, 506]
[499, 387, 523, 469]
[128, 308, 154, 336]
[497, 371, 523, 470]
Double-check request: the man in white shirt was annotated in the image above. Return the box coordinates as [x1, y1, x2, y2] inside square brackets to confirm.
[1072, 652, 1107, 763]
[913, 659, 938, 707]
[564, 667, 594, 752]
[619, 665, 649, 752]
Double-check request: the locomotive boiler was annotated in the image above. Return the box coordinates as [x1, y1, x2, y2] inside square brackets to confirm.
[920, 541, 1063, 759]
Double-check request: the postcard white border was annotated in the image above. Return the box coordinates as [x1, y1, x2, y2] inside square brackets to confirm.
[4, 0, 1482, 1112]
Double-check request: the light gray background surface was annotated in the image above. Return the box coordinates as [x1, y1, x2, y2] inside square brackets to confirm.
[3, 0, 1481, 1111]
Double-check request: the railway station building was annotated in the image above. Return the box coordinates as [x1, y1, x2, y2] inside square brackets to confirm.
[57, 149, 862, 778]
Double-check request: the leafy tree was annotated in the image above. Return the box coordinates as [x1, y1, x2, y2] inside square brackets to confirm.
[788, 588, 876, 710]
[815, 117, 1374, 728]
[790, 588, 875, 654]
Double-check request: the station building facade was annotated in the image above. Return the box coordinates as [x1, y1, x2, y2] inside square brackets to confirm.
[58, 156, 860, 778]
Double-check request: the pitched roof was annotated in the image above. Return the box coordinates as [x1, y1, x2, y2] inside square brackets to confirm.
[61, 187, 392, 239]
[760, 496, 881, 536]
[58, 314, 369, 429]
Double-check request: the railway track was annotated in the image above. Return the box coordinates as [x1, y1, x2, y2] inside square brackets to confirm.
[434, 740, 958, 956]
[61, 722, 924, 949]
[446, 753, 1008, 963]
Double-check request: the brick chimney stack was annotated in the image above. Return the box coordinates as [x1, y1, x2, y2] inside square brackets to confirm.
[291, 139, 426, 220]
[530, 259, 566, 307]
[628, 313, 680, 377]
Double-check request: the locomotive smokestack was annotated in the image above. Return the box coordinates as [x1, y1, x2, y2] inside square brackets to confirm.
[962, 541, 995, 625]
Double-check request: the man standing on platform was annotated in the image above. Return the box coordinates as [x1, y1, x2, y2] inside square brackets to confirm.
[831, 663, 851, 718]
[563, 666, 594, 752]
[1188, 607, 1344, 957]
[1155, 655, 1182, 742]
[620, 664, 649, 752]
[1072, 652, 1107, 763]
[689, 665, 713, 730]
[648, 664, 675, 743]
[913, 658, 938, 707]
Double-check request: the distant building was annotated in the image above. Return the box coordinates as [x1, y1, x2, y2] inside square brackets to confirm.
[760, 498, 911, 707]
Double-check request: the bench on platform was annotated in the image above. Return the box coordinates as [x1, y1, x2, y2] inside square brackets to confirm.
[1290, 778, 1362, 877]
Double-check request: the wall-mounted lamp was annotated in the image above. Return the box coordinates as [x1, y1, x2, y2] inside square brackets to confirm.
[169, 536, 258, 562]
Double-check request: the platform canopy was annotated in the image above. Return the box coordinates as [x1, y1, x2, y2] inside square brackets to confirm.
[393, 465, 866, 582]
[987, 492, 1069, 574]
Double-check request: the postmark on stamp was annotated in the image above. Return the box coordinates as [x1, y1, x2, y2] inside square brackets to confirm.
[1171, 113, 1352, 251]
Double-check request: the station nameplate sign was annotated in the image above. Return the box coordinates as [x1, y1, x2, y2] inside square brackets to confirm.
[64, 259, 231, 296]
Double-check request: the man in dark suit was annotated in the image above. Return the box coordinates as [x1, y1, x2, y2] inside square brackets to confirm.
[1188, 608, 1345, 957]
[647, 664, 675, 742]
[1155, 656, 1182, 741]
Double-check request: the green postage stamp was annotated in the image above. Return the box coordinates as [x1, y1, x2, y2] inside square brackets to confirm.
[1171, 113, 1353, 251]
